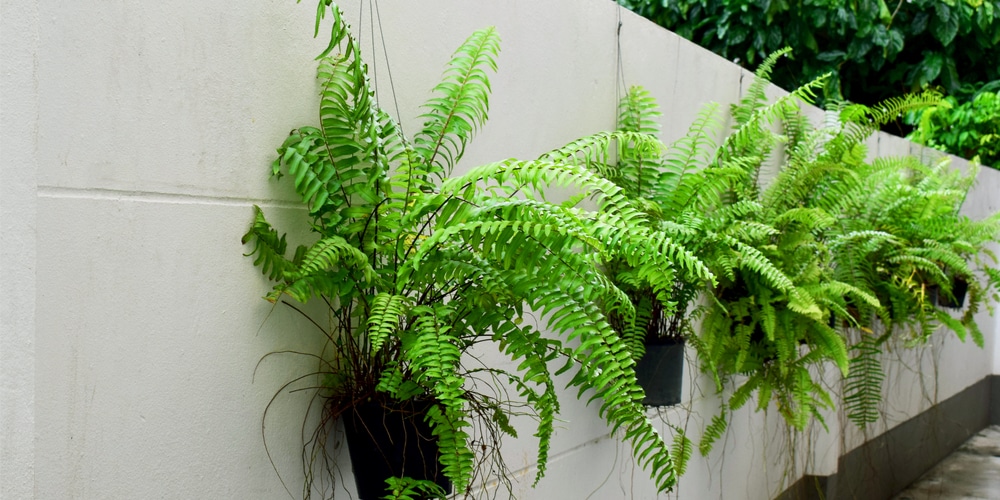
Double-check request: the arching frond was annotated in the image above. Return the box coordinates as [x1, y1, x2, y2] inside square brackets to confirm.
[242, 205, 294, 281]
[413, 27, 500, 177]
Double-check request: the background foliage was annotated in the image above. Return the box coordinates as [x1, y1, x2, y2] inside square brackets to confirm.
[906, 84, 1000, 167]
[619, 0, 1000, 164]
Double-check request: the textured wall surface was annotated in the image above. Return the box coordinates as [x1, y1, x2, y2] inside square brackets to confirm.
[1, 0, 39, 499]
[2, 0, 997, 498]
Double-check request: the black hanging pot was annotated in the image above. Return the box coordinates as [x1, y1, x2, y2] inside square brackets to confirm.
[342, 399, 450, 499]
[634, 336, 685, 407]
[931, 275, 969, 309]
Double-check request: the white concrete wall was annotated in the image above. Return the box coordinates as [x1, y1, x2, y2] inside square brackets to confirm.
[1, 0, 40, 498]
[2, 0, 997, 499]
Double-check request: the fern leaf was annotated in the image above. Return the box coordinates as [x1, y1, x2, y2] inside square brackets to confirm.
[367, 293, 410, 352]
[289, 236, 374, 283]
[414, 27, 501, 177]
[241, 205, 293, 281]
[668, 426, 693, 476]
[699, 410, 728, 456]
[843, 335, 884, 429]
[731, 47, 792, 127]
[619, 85, 662, 135]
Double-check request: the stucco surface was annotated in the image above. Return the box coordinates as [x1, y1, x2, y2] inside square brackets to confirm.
[1, 0, 40, 498]
[2, 0, 997, 498]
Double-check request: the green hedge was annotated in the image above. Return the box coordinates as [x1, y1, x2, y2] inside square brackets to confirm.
[620, 0, 1000, 165]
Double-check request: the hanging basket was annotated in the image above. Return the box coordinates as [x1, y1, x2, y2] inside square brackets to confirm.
[930, 275, 969, 309]
[342, 399, 451, 499]
[634, 337, 685, 407]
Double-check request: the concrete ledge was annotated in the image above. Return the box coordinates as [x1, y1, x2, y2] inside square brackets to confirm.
[775, 375, 994, 500]
[773, 475, 828, 500]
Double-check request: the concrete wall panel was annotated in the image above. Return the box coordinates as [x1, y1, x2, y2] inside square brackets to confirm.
[1, 0, 40, 497]
[34, 196, 325, 497]
[3, 0, 997, 498]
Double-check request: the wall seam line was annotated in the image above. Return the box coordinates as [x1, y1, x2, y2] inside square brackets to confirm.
[36, 185, 303, 209]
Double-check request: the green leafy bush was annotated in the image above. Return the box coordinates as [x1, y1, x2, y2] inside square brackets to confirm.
[619, 0, 1000, 163]
[906, 85, 1000, 167]
[618, 0, 999, 101]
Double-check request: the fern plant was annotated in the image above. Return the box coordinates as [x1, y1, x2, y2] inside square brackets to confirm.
[821, 119, 1000, 345]
[796, 97, 1000, 429]
[699, 66, 854, 443]
[645, 50, 887, 451]
[554, 50, 861, 454]
[244, 2, 695, 497]
[726, 58, 1000, 430]
[541, 91, 720, 354]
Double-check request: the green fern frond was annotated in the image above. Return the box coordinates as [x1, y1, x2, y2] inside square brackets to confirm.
[367, 293, 410, 352]
[843, 335, 884, 428]
[729, 372, 761, 410]
[382, 476, 447, 500]
[414, 27, 501, 177]
[288, 236, 372, 281]
[668, 426, 693, 476]
[731, 47, 792, 126]
[771, 207, 835, 231]
[242, 205, 293, 281]
[656, 103, 724, 211]
[619, 85, 662, 135]
[399, 305, 474, 492]
[540, 131, 665, 191]
[424, 403, 475, 494]
[699, 410, 728, 456]
[266, 270, 348, 304]
[808, 323, 850, 375]
[723, 72, 827, 168]
[310, 0, 346, 59]
[273, 129, 341, 217]
[825, 90, 942, 162]
[490, 319, 561, 485]
[721, 236, 795, 293]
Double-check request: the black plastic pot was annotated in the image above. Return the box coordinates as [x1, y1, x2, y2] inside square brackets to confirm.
[634, 337, 685, 407]
[930, 276, 969, 309]
[342, 399, 450, 500]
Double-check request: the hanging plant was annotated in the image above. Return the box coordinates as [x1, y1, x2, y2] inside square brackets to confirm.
[244, 1, 703, 497]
